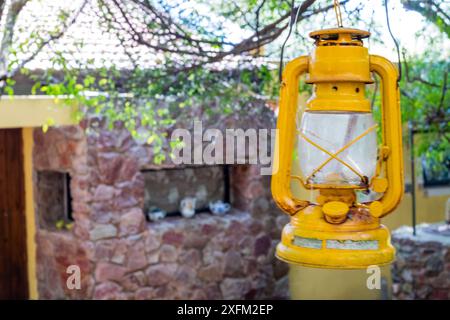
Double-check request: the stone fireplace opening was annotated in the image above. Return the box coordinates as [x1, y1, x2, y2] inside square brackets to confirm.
[35, 170, 73, 230]
[142, 165, 231, 218]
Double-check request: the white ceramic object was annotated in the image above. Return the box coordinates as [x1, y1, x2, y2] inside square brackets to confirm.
[209, 200, 231, 215]
[147, 208, 167, 222]
[180, 197, 197, 218]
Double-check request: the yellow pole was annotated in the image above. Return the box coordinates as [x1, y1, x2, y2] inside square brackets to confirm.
[289, 265, 392, 300]
[23, 127, 38, 299]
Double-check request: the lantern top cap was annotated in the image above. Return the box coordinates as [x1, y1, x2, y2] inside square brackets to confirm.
[309, 28, 370, 46]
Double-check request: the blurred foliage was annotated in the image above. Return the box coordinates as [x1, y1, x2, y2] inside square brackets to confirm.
[401, 54, 449, 174]
[401, 0, 449, 38]
[370, 51, 449, 175]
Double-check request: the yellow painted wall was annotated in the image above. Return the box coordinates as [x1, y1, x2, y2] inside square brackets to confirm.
[384, 134, 448, 229]
[384, 192, 447, 230]
[22, 127, 38, 299]
[0, 96, 76, 129]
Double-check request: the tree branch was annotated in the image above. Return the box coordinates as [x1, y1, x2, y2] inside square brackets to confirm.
[438, 69, 448, 111]
[0, 0, 28, 77]
[0, 0, 88, 85]
[402, 51, 441, 88]
[401, 0, 449, 37]
[96, 0, 349, 77]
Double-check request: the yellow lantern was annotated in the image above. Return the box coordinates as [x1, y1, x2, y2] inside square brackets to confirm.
[272, 28, 404, 269]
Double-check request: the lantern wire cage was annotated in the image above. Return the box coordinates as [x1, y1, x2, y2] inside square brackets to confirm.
[291, 123, 379, 190]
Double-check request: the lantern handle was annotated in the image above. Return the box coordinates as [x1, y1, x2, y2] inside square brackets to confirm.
[272, 55, 310, 215]
[370, 55, 404, 217]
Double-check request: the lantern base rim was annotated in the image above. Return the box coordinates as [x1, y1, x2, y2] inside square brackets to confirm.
[276, 214, 395, 269]
[275, 244, 395, 269]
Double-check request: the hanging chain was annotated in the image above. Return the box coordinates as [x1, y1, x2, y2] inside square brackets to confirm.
[278, 0, 302, 82]
[333, 0, 343, 27]
[279, 1, 346, 82]
[384, 0, 402, 83]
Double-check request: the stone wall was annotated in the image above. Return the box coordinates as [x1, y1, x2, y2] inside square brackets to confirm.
[33, 118, 289, 299]
[392, 224, 450, 300]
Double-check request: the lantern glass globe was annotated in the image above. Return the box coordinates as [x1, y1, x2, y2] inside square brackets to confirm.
[298, 111, 377, 188]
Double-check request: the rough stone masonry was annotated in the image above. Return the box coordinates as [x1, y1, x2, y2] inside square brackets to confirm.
[392, 224, 450, 300]
[33, 107, 289, 299]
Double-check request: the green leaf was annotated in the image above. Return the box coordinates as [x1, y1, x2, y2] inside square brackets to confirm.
[99, 78, 108, 86]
